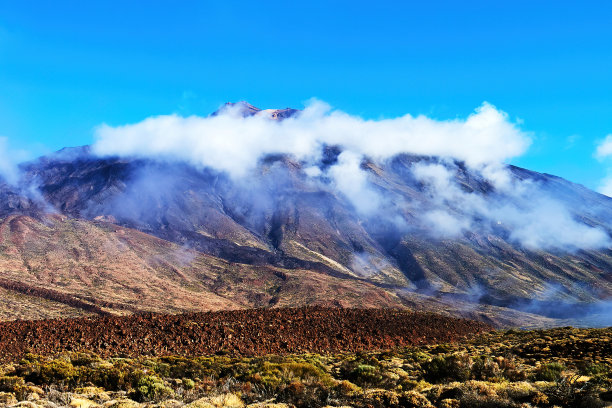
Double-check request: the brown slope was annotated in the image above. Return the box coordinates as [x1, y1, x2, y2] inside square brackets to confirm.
[0, 214, 403, 320]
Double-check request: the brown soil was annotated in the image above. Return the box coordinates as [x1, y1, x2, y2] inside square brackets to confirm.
[0, 307, 491, 362]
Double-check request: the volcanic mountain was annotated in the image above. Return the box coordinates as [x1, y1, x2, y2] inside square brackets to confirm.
[1, 102, 611, 327]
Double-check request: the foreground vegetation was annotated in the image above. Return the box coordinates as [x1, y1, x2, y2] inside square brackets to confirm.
[1, 327, 612, 407]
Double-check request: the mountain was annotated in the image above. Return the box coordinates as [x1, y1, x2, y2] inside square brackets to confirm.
[1, 102, 611, 326]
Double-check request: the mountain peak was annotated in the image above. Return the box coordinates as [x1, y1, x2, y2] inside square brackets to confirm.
[212, 101, 299, 120]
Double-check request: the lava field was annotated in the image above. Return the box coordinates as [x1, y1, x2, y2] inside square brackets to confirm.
[0, 307, 491, 362]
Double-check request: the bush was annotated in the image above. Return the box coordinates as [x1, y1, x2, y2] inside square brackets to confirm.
[535, 362, 565, 382]
[183, 378, 195, 390]
[335, 379, 361, 396]
[471, 357, 501, 381]
[423, 355, 472, 383]
[130, 375, 174, 402]
[39, 360, 77, 384]
[0, 376, 26, 399]
[347, 364, 383, 387]
[581, 362, 609, 376]
[82, 362, 138, 391]
[69, 352, 101, 367]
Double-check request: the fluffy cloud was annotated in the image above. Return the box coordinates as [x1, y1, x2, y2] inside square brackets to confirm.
[595, 134, 612, 159]
[93, 100, 530, 178]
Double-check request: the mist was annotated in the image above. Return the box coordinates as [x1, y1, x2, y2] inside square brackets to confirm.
[0, 136, 24, 186]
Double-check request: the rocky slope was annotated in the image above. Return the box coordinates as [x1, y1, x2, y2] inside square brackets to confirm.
[0, 307, 490, 362]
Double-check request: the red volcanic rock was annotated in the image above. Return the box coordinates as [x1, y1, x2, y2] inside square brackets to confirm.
[0, 307, 491, 362]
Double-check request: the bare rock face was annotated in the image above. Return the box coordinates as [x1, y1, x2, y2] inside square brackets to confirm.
[0, 103, 611, 325]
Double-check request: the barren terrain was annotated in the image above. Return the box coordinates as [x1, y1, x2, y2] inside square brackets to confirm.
[0, 307, 490, 363]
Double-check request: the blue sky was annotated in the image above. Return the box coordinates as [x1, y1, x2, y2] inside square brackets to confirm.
[0, 1, 611, 190]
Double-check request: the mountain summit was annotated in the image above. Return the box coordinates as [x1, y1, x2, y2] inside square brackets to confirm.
[212, 101, 299, 119]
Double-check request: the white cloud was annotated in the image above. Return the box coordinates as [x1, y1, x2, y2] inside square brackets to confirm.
[93, 100, 530, 178]
[596, 134, 612, 159]
[595, 134, 612, 197]
[328, 151, 381, 215]
[0, 136, 23, 185]
[599, 177, 612, 197]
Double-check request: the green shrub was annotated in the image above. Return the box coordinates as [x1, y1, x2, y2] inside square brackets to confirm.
[280, 362, 327, 383]
[423, 355, 472, 383]
[0, 376, 25, 396]
[580, 362, 609, 376]
[347, 364, 383, 387]
[39, 360, 77, 384]
[130, 375, 174, 402]
[471, 356, 501, 381]
[535, 362, 565, 382]
[183, 378, 195, 390]
[83, 362, 137, 391]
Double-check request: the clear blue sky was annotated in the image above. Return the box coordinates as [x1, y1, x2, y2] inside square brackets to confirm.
[0, 1, 611, 189]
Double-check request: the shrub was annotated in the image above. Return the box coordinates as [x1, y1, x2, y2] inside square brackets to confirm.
[130, 375, 174, 402]
[0, 376, 26, 399]
[69, 352, 101, 367]
[280, 362, 327, 383]
[83, 362, 135, 391]
[423, 355, 472, 383]
[581, 362, 609, 376]
[471, 357, 502, 381]
[335, 379, 361, 396]
[535, 362, 565, 382]
[39, 360, 77, 384]
[347, 364, 383, 387]
[278, 381, 330, 408]
[183, 378, 195, 390]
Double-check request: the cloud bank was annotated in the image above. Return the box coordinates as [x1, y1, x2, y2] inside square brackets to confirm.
[93, 100, 530, 177]
[92, 100, 611, 251]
